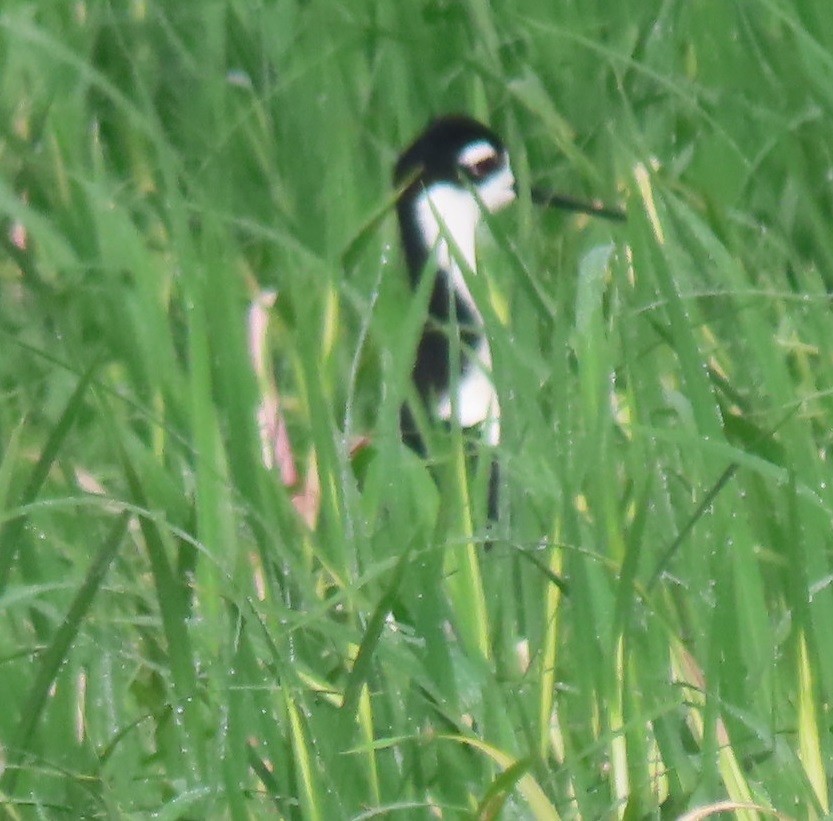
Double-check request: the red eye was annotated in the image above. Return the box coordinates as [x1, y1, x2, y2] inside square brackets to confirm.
[463, 153, 503, 179]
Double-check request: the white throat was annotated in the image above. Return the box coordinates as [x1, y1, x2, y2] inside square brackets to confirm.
[414, 183, 482, 320]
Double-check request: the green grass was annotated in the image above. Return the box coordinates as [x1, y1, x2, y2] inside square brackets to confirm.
[2, 0, 833, 817]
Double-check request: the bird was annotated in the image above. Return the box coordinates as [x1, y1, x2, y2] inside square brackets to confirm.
[394, 115, 514, 456]
[393, 114, 623, 520]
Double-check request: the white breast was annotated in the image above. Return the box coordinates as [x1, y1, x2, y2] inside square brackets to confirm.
[435, 336, 500, 446]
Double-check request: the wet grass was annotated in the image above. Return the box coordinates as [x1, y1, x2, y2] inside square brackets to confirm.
[2, 0, 833, 817]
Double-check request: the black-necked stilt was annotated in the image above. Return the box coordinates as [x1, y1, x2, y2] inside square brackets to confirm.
[394, 114, 623, 516]
[395, 115, 513, 454]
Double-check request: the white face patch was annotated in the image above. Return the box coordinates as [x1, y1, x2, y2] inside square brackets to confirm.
[456, 141, 517, 214]
[458, 140, 500, 168]
[476, 164, 516, 212]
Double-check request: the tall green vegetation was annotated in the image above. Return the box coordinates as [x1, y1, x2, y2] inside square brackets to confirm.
[1, 0, 832, 816]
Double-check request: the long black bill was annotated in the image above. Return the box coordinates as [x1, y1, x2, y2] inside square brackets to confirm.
[530, 186, 626, 222]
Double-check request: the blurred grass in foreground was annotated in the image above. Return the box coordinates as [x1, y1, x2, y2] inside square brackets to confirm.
[2, 0, 833, 817]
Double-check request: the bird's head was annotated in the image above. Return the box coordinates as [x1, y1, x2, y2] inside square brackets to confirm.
[394, 115, 517, 215]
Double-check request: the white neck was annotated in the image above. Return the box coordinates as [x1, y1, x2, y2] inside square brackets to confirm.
[413, 183, 482, 322]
